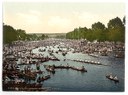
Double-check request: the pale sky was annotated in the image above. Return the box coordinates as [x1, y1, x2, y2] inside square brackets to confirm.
[3, 2, 125, 33]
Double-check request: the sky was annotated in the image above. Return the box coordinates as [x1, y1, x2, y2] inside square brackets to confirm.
[3, 2, 125, 33]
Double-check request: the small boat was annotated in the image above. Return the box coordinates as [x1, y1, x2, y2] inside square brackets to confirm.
[50, 58, 60, 61]
[37, 75, 51, 82]
[46, 67, 55, 74]
[101, 52, 108, 56]
[89, 54, 99, 57]
[44, 75, 51, 80]
[106, 74, 119, 82]
[70, 66, 87, 72]
[114, 52, 124, 58]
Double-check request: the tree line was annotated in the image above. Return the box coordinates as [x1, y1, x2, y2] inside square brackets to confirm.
[3, 24, 48, 44]
[66, 17, 125, 42]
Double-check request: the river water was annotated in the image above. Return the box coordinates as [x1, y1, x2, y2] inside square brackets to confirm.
[19, 43, 124, 92]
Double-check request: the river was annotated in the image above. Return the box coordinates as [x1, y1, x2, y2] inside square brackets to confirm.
[23, 43, 124, 92]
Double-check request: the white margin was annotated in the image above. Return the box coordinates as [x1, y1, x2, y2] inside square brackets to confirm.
[0, 0, 127, 95]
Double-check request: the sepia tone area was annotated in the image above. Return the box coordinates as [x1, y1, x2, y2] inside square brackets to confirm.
[3, 2, 125, 91]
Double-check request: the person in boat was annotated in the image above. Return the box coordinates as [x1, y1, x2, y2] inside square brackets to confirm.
[27, 59, 30, 64]
[26, 65, 31, 73]
[52, 64, 55, 68]
[38, 76, 41, 83]
[15, 74, 20, 84]
[67, 63, 69, 67]
[81, 66, 85, 70]
[114, 76, 118, 80]
[109, 73, 113, 79]
[24, 66, 27, 73]
[36, 63, 40, 71]
[4, 75, 10, 84]
[8, 63, 12, 70]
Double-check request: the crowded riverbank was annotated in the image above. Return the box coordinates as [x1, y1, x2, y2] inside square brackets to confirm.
[3, 38, 124, 91]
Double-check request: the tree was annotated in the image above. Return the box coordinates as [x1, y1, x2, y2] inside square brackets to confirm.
[40, 34, 45, 40]
[3, 24, 49, 43]
[17, 29, 27, 40]
[91, 22, 106, 41]
[66, 16, 125, 42]
[107, 17, 125, 42]
[3, 25, 17, 43]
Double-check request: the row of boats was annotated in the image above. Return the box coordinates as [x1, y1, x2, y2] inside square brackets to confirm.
[44, 64, 119, 83]
[70, 59, 102, 65]
[44, 64, 87, 73]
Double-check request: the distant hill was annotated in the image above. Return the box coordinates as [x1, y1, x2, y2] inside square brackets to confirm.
[27, 33, 66, 38]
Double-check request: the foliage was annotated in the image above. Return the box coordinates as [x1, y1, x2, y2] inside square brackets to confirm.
[3, 24, 18, 43]
[107, 17, 125, 42]
[3, 24, 48, 44]
[66, 16, 125, 42]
